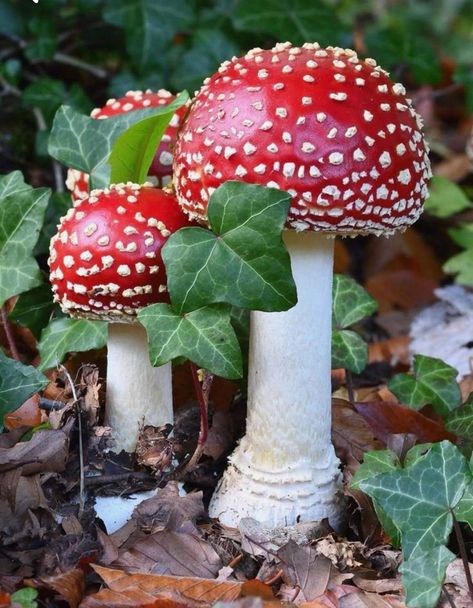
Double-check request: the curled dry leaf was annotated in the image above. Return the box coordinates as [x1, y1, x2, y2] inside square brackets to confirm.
[0, 429, 68, 475]
[353, 401, 457, 445]
[332, 399, 382, 470]
[277, 541, 333, 603]
[25, 569, 85, 608]
[115, 524, 223, 578]
[3, 394, 42, 430]
[368, 338, 410, 367]
[365, 270, 437, 314]
[81, 564, 242, 607]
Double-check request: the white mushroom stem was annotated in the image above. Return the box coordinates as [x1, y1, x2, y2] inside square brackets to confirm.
[105, 323, 173, 452]
[209, 231, 342, 528]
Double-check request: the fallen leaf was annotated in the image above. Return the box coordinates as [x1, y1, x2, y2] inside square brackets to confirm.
[339, 590, 405, 608]
[0, 429, 68, 475]
[240, 580, 275, 600]
[4, 394, 42, 430]
[364, 230, 443, 283]
[352, 572, 402, 594]
[368, 338, 410, 367]
[332, 399, 383, 469]
[204, 411, 234, 460]
[365, 270, 437, 313]
[82, 565, 242, 607]
[353, 401, 457, 445]
[26, 569, 84, 608]
[115, 524, 222, 578]
[278, 541, 332, 603]
[133, 483, 205, 532]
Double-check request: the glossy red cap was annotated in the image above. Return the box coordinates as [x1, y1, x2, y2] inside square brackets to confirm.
[173, 43, 431, 236]
[49, 184, 193, 322]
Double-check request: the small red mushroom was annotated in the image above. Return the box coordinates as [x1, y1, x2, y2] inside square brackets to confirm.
[172, 42, 431, 529]
[66, 90, 188, 202]
[49, 183, 193, 451]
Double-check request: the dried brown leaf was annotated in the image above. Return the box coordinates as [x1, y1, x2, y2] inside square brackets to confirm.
[115, 525, 222, 578]
[352, 573, 402, 594]
[132, 483, 205, 532]
[353, 401, 457, 445]
[365, 270, 437, 313]
[4, 394, 42, 430]
[27, 569, 85, 608]
[0, 429, 68, 475]
[278, 541, 332, 603]
[332, 399, 383, 469]
[82, 565, 242, 607]
[203, 411, 234, 460]
[339, 590, 405, 608]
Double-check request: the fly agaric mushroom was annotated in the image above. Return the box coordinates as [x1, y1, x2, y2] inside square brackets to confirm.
[66, 89, 188, 202]
[173, 42, 431, 528]
[48, 183, 193, 451]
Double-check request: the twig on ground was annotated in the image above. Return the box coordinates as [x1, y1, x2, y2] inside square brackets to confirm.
[60, 364, 86, 518]
[85, 471, 154, 487]
[54, 52, 107, 78]
[1, 306, 20, 360]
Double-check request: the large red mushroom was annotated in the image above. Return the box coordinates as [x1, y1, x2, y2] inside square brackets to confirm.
[173, 42, 431, 528]
[49, 183, 193, 451]
[66, 89, 188, 203]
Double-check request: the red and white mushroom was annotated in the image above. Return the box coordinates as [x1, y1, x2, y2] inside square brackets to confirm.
[66, 89, 188, 202]
[173, 42, 431, 528]
[49, 183, 193, 451]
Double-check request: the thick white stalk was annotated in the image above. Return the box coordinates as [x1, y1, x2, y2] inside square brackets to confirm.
[105, 323, 173, 452]
[209, 231, 342, 528]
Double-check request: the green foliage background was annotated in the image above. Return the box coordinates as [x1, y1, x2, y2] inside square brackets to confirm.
[1, 0, 473, 181]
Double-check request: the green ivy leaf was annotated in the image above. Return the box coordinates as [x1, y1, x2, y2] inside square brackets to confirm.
[170, 29, 241, 93]
[351, 450, 401, 547]
[25, 17, 57, 61]
[0, 351, 48, 423]
[448, 223, 473, 249]
[9, 284, 56, 340]
[10, 587, 38, 608]
[138, 304, 242, 379]
[103, 0, 195, 72]
[357, 441, 470, 560]
[332, 274, 378, 329]
[351, 450, 400, 488]
[34, 192, 71, 257]
[233, 0, 347, 47]
[38, 318, 107, 371]
[424, 176, 472, 218]
[400, 546, 455, 608]
[23, 78, 92, 122]
[331, 329, 368, 374]
[0, 171, 50, 307]
[48, 95, 187, 189]
[444, 248, 473, 286]
[455, 479, 473, 526]
[163, 182, 296, 314]
[446, 393, 473, 439]
[388, 354, 461, 417]
[109, 91, 189, 184]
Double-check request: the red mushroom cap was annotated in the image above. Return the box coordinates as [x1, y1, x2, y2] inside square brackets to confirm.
[49, 183, 193, 322]
[66, 89, 188, 202]
[173, 43, 431, 236]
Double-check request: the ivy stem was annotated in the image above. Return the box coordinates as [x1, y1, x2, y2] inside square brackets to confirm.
[1, 306, 20, 360]
[183, 362, 213, 473]
[452, 513, 473, 603]
[345, 369, 355, 405]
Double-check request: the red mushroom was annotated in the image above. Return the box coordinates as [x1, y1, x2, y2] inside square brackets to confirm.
[66, 90, 188, 202]
[173, 42, 431, 528]
[49, 183, 193, 451]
